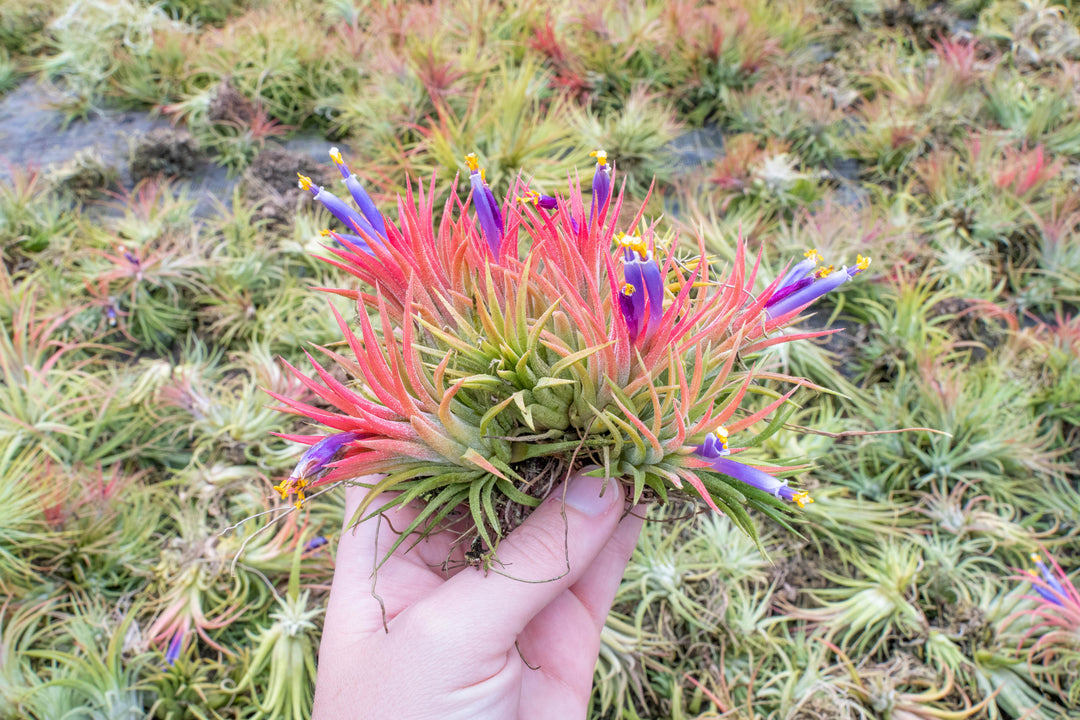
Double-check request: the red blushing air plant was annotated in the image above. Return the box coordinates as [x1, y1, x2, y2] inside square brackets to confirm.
[1008, 552, 1080, 701]
[268, 148, 869, 561]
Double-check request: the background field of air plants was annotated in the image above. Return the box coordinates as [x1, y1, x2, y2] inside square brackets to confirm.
[0, 0, 1078, 718]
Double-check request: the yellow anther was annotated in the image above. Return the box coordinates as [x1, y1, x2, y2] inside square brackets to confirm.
[622, 283, 636, 296]
[465, 153, 480, 172]
[816, 264, 834, 278]
[590, 149, 608, 166]
[856, 254, 871, 271]
[717, 425, 729, 441]
[1026, 569, 1039, 578]
[517, 190, 540, 205]
[319, 229, 332, 237]
[297, 173, 315, 192]
[1031, 552, 1043, 563]
[804, 248, 820, 263]
[273, 479, 290, 501]
[791, 491, 813, 508]
[618, 233, 648, 259]
[329, 147, 344, 165]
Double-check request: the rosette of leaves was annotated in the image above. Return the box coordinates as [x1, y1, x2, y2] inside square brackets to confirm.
[269, 149, 857, 566]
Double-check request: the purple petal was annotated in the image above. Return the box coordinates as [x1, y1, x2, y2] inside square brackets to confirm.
[291, 432, 361, 482]
[165, 629, 184, 665]
[618, 289, 641, 344]
[639, 256, 664, 342]
[344, 175, 387, 240]
[777, 256, 818, 290]
[700, 455, 788, 497]
[590, 163, 612, 227]
[304, 536, 329, 552]
[765, 268, 850, 318]
[313, 187, 379, 239]
[766, 276, 814, 308]
[470, 171, 503, 257]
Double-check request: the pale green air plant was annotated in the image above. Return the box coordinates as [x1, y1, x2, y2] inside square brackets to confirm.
[0, 165, 78, 259]
[783, 541, 927, 655]
[146, 492, 274, 662]
[37, 0, 181, 120]
[142, 652, 233, 720]
[408, 60, 590, 190]
[722, 581, 779, 651]
[40, 464, 160, 597]
[0, 601, 53, 718]
[0, 442, 51, 595]
[685, 513, 770, 586]
[104, 178, 199, 247]
[28, 601, 148, 719]
[229, 546, 322, 720]
[570, 87, 681, 197]
[618, 509, 726, 635]
[154, 341, 307, 467]
[830, 653, 996, 720]
[918, 531, 1009, 606]
[592, 610, 673, 719]
[754, 632, 866, 720]
[800, 486, 920, 551]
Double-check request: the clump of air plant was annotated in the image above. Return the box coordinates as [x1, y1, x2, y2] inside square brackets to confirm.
[269, 147, 870, 564]
[1010, 552, 1080, 705]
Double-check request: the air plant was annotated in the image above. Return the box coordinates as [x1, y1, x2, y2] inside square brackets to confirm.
[782, 541, 927, 655]
[1009, 552, 1080, 705]
[269, 146, 870, 569]
[229, 549, 322, 720]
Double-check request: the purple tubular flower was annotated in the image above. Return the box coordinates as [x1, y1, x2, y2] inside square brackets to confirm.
[699, 431, 730, 458]
[465, 154, 503, 257]
[517, 190, 558, 210]
[765, 265, 851, 318]
[298, 174, 379, 241]
[305, 536, 329, 552]
[276, 431, 361, 507]
[290, 432, 361, 483]
[697, 433, 813, 507]
[590, 149, 611, 226]
[618, 234, 664, 344]
[329, 148, 387, 240]
[1032, 554, 1067, 604]
[165, 628, 184, 666]
[640, 256, 664, 341]
[1031, 581, 1064, 606]
[535, 193, 558, 210]
[766, 253, 871, 319]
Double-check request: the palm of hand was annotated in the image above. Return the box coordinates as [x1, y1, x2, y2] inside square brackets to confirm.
[313, 477, 644, 720]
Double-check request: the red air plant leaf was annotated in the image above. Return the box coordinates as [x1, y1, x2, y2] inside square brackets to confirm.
[269, 148, 870, 556]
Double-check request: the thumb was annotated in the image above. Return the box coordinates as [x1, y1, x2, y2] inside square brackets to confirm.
[406, 473, 625, 647]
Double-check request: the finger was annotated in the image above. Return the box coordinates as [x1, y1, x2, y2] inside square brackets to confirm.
[324, 481, 453, 637]
[405, 473, 625, 649]
[567, 507, 645, 631]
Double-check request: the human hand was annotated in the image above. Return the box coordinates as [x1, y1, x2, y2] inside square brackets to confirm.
[311, 473, 645, 720]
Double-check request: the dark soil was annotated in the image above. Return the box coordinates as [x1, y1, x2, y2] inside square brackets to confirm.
[240, 146, 338, 227]
[129, 128, 202, 183]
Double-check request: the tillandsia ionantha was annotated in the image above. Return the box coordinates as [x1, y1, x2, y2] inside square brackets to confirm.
[269, 147, 870, 564]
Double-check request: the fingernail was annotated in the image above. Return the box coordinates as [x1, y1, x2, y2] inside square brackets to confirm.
[563, 474, 616, 516]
